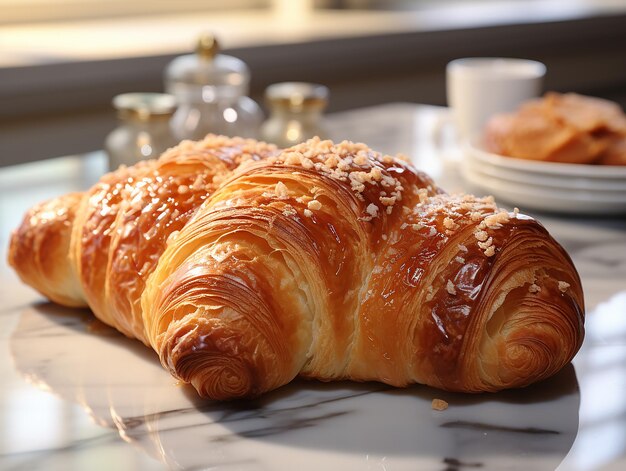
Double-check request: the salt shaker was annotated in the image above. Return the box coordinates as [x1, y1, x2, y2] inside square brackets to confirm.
[105, 93, 178, 171]
[260, 82, 329, 148]
[165, 33, 263, 140]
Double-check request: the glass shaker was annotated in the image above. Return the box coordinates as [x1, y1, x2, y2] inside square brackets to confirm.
[260, 82, 329, 148]
[165, 33, 263, 140]
[105, 93, 178, 171]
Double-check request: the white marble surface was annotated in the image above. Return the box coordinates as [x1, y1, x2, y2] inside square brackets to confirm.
[1, 103, 625, 470]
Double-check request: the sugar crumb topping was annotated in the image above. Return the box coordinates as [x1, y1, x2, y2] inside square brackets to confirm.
[307, 199, 322, 211]
[303, 209, 313, 218]
[529, 283, 541, 293]
[366, 203, 379, 218]
[483, 211, 510, 228]
[417, 188, 429, 203]
[443, 217, 459, 231]
[558, 281, 570, 292]
[446, 280, 457, 295]
[263, 181, 291, 200]
[477, 237, 493, 250]
[380, 195, 397, 206]
[406, 200, 508, 258]
[273, 138, 406, 218]
[474, 230, 489, 242]
[282, 206, 297, 217]
[275, 181, 289, 198]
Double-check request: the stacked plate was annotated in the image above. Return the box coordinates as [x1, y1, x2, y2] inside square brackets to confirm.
[461, 140, 626, 215]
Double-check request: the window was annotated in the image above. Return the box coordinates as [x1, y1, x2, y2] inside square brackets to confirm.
[0, 0, 271, 25]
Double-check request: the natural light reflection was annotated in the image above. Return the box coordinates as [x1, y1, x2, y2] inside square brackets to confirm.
[587, 291, 626, 343]
[560, 291, 626, 470]
[580, 353, 626, 421]
[4, 388, 62, 453]
[4, 1, 623, 66]
[271, 0, 313, 23]
[223, 107, 238, 123]
[566, 421, 626, 471]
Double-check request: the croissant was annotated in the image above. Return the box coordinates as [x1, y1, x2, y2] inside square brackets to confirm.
[8, 135, 585, 400]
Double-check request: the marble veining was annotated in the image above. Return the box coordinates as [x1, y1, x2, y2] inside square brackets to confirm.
[6, 304, 581, 470]
[0, 104, 625, 470]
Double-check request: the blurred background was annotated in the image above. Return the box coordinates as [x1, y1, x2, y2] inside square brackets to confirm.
[1, 0, 625, 167]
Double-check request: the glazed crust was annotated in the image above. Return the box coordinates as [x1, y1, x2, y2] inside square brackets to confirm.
[8, 135, 585, 400]
[9, 192, 86, 307]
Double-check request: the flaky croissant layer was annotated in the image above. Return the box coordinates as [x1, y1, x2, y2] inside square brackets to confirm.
[8, 135, 585, 399]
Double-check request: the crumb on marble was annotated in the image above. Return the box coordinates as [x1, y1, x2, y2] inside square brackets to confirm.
[432, 398, 449, 411]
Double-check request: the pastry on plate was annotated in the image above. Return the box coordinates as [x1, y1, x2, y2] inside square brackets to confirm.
[484, 92, 626, 165]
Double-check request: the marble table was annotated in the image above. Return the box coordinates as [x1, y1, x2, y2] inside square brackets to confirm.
[1, 103, 625, 470]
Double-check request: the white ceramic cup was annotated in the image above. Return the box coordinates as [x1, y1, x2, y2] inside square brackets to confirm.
[446, 57, 546, 139]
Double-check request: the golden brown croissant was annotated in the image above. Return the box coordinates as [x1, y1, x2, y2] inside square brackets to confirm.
[8, 135, 585, 400]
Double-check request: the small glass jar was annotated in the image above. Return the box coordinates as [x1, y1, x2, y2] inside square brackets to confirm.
[165, 34, 263, 140]
[260, 82, 329, 148]
[105, 93, 178, 171]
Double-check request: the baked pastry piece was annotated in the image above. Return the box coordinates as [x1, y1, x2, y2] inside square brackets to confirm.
[484, 92, 626, 165]
[8, 135, 585, 400]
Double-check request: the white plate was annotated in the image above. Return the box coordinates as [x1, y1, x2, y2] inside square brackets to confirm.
[462, 141, 626, 215]
[462, 164, 626, 215]
[465, 140, 626, 179]
[464, 155, 626, 192]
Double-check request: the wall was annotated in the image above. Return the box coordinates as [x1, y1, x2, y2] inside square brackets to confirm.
[1, 11, 625, 166]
